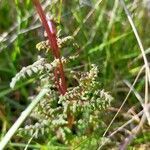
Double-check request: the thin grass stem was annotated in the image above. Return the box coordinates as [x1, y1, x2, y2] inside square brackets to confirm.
[0, 88, 49, 150]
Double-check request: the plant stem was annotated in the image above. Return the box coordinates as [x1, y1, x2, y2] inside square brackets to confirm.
[0, 88, 49, 150]
[32, 0, 67, 95]
[32, 0, 74, 129]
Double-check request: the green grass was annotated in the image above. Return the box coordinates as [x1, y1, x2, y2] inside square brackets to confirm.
[0, 0, 150, 149]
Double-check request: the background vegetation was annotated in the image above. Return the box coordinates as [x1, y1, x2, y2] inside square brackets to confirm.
[0, 0, 150, 149]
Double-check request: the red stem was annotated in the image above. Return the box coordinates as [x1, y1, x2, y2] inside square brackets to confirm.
[32, 0, 67, 95]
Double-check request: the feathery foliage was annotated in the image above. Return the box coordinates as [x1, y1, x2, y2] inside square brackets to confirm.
[10, 34, 113, 143]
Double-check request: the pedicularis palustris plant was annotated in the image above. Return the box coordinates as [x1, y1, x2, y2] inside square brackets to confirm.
[10, 0, 113, 143]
